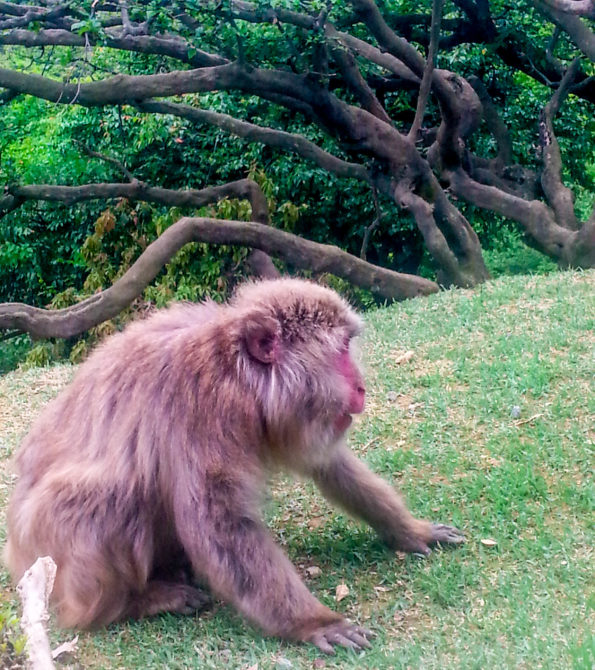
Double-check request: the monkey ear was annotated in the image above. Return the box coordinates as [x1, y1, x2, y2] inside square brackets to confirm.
[243, 316, 281, 364]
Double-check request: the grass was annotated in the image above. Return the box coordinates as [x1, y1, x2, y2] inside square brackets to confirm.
[0, 269, 593, 669]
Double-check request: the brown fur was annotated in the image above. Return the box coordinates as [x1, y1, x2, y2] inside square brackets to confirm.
[4, 278, 463, 651]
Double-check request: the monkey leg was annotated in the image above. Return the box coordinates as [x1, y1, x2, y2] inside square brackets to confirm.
[125, 581, 211, 619]
[52, 555, 210, 629]
[312, 447, 465, 555]
[174, 487, 373, 653]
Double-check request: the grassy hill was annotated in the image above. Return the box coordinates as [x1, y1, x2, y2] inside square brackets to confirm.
[1, 269, 593, 669]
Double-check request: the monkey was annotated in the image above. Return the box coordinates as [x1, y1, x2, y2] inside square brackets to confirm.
[4, 278, 464, 654]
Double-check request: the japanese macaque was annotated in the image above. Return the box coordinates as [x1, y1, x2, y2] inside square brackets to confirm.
[4, 278, 464, 653]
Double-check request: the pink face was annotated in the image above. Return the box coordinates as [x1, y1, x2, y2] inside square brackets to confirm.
[334, 342, 365, 433]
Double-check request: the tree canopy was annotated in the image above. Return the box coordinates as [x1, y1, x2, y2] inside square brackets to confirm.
[1, 0, 594, 338]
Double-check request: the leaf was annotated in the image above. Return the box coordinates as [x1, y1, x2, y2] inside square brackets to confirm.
[51, 634, 79, 659]
[392, 350, 415, 365]
[480, 538, 498, 547]
[335, 583, 350, 602]
[306, 566, 322, 578]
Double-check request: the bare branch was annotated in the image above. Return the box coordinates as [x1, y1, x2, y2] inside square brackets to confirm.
[0, 216, 438, 338]
[0, 29, 228, 68]
[77, 143, 135, 181]
[17, 557, 57, 670]
[0, 2, 68, 30]
[395, 183, 463, 286]
[449, 168, 576, 260]
[3, 179, 268, 212]
[468, 76, 513, 165]
[0, 192, 23, 215]
[532, 0, 595, 60]
[134, 99, 370, 182]
[2, 176, 277, 278]
[327, 33, 392, 123]
[351, 0, 482, 160]
[359, 186, 382, 261]
[539, 0, 595, 18]
[0, 61, 332, 125]
[546, 25, 562, 63]
[119, 0, 149, 36]
[409, 0, 443, 140]
[539, 59, 581, 229]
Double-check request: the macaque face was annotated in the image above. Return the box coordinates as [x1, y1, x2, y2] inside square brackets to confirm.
[333, 338, 366, 434]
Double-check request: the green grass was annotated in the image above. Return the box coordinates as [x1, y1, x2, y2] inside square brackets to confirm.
[0, 269, 593, 669]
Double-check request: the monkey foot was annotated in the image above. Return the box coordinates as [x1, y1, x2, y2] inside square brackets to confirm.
[132, 581, 212, 619]
[307, 621, 375, 655]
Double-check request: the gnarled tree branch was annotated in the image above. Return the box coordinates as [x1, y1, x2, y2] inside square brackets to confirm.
[0, 216, 438, 339]
[539, 58, 581, 230]
[134, 100, 370, 182]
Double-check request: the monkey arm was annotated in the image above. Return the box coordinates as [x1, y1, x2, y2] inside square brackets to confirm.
[172, 479, 371, 652]
[311, 447, 464, 554]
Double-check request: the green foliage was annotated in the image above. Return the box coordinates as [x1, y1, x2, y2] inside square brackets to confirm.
[1, 0, 593, 322]
[483, 229, 558, 277]
[0, 603, 26, 668]
[0, 335, 31, 374]
[24, 341, 63, 368]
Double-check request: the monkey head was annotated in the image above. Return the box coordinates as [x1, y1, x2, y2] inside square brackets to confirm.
[230, 279, 366, 468]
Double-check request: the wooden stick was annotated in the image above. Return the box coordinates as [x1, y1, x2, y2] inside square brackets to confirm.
[17, 556, 57, 670]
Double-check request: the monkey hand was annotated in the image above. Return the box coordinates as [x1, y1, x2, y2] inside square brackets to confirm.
[306, 620, 374, 655]
[429, 523, 465, 548]
[392, 522, 466, 556]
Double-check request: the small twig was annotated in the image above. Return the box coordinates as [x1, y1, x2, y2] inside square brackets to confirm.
[360, 186, 383, 260]
[76, 142, 136, 182]
[514, 413, 544, 426]
[546, 25, 561, 63]
[361, 436, 381, 451]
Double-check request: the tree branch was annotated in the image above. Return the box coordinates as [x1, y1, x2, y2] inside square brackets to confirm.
[351, 0, 482, 162]
[409, 0, 443, 140]
[449, 168, 577, 260]
[539, 0, 595, 18]
[539, 58, 581, 230]
[134, 100, 370, 182]
[468, 75, 513, 165]
[2, 179, 267, 214]
[0, 60, 337, 128]
[17, 557, 57, 670]
[1, 178, 280, 280]
[533, 0, 595, 60]
[77, 143, 135, 181]
[0, 28, 228, 68]
[360, 186, 382, 261]
[327, 33, 392, 123]
[0, 216, 438, 338]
